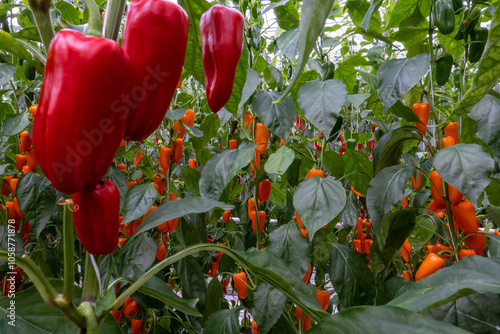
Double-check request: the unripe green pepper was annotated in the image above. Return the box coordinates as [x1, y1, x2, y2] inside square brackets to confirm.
[468, 27, 488, 63]
[434, 53, 454, 86]
[452, 0, 464, 12]
[454, 7, 481, 40]
[433, 0, 455, 35]
[23, 61, 36, 80]
[250, 23, 261, 50]
[453, 69, 461, 88]
[322, 61, 335, 80]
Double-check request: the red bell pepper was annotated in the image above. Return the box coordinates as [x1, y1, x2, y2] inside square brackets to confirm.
[33, 30, 132, 194]
[73, 179, 120, 255]
[122, 0, 189, 141]
[201, 5, 244, 113]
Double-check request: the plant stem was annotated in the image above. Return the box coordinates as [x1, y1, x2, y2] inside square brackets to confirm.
[82, 252, 99, 303]
[218, 0, 226, 5]
[83, 0, 103, 37]
[78, 302, 98, 333]
[63, 203, 75, 305]
[254, 183, 262, 250]
[103, 0, 126, 41]
[27, 0, 55, 53]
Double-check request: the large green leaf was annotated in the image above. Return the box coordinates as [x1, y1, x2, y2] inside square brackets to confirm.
[2, 113, 30, 136]
[178, 255, 206, 311]
[387, 0, 419, 28]
[0, 30, 34, 65]
[252, 91, 296, 140]
[323, 151, 345, 179]
[0, 280, 80, 334]
[297, 79, 347, 137]
[360, 0, 382, 31]
[250, 284, 286, 334]
[268, 222, 310, 277]
[136, 197, 233, 235]
[372, 126, 422, 174]
[328, 244, 376, 309]
[434, 144, 495, 207]
[342, 148, 373, 196]
[367, 165, 414, 232]
[388, 256, 500, 312]
[117, 234, 156, 276]
[238, 68, 260, 109]
[17, 173, 57, 236]
[203, 308, 240, 334]
[180, 0, 211, 85]
[340, 193, 358, 228]
[0, 63, 16, 86]
[377, 54, 430, 111]
[307, 305, 470, 334]
[293, 176, 346, 239]
[55, 1, 80, 25]
[276, 25, 299, 60]
[224, 44, 248, 113]
[468, 94, 500, 159]
[280, 0, 336, 98]
[427, 293, 500, 333]
[265, 146, 295, 175]
[121, 183, 158, 225]
[199, 143, 256, 200]
[347, 0, 382, 32]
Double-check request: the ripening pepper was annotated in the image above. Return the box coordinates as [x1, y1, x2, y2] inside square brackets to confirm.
[444, 122, 459, 144]
[156, 244, 167, 261]
[415, 253, 445, 281]
[447, 184, 463, 204]
[250, 152, 260, 177]
[458, 248, 476, 259]
[255, 123, 269, 155]
[233, 271, 248, 299]
[223, 210, 231, 225]
[229, 139, 237, 150]
[437, 136, 455, 149]
[306, 168, 325, 180]
[201, 5, 244, 113]
[315, 290, 330, 311]
[160, 146, 172, 170]
[412, 170, 422, 189]
[189, 159, 196, 169]
[131, 319, 142, 334]
[430, 171, 445, 204]
[322, 61, 335, 80]
[302, 264, 312, 283]
[432, 0, 455, 35]
[20, 131, 31, 152]
[469, 27, 488, 63]
[72, 179, 120, 256]
[173, 138, 183, 163]
[296, 306, 312, 332]
[258, 180, 271, 202]
[250, 210, 265, 233]
[15, 154, 27, 172]
[122, 0, 188, 141]
[465, 232, 486, 255]
[251, 320, 259, 334]
[434, 53, 453, 86]
[451, 199, 478, 234]
[33, 30, 132, 194]
[412, 103, 430, 136]
[454, 7, 481, 40]
[26, 149, 37, 171]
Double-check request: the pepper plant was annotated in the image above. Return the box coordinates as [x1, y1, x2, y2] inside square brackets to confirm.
[0, 0, 500, 333]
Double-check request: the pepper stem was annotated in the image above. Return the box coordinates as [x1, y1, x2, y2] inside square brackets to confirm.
[62, 201, 75, 305]
[26, 0, 55, 53]
[218, 0, 226, 5]
[103, 0, 126, 41]
[82, 0, 103, 37]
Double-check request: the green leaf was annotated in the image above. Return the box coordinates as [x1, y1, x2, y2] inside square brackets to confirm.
[136, 198, 233, 235]
[360, 0, 382, 31]
[180, 0, 211, 85]
[268, 222, 311, 277]
[486, 176, 500, 206]
[0, 63, 16, 86]
[333, 63, 357, 94]
[2, 113, 30, 136]
[347, 0, 382, 32]
[178, 255, 206, 311]
[204, 277, 223, 319]
[280, 0, 336, 99]
[372, 126, 422, 175]
[407, 215, 436, 250]
[177, 213, 207, 248]
[345, 93, 371, 108]
[434, 144, 495, 207]
[0, 4, 19, 17]
[199, 144, 256, 200]
[329, 244, 375, 309]
[265, 146, 295, 175]
[203, 308, 240, 334]
[307, 305, 470, 334]
[55, 1, 81, 25]
[468, 94, 500, 159]
[369, 209, 417, 279]
[273, 0, 300, 30]
[97, 313, 121, 333]
[387, 0, 419, 28]
[239, 68, 260, 109]
[426, 293, 500, 333]
[340, 193, 358, 228]
[342, 148, 373, 196]
[388, 256, 500, 312]
[276, 25, 299, 60]
[297, 79, 347, 137]
[225, 44, 248, 113]
[367, 165, 414, 232]
[392, 7, 428, 47]
[250, 284, 286, 334]
[0, 30, 34, 65]
[118, 234, 157, 275]
[437, 30, 465, 60]
[181, 166, 201, 196]
[95, 290, 116, 317]
[139, 275, 201, 316]
[323, 151, 345, 179]
[17, 174, 57, 236]
[388, 100, 422, 123]
[107, 166, 128, 211]
[377, 54, 430, 111]
[293, 176, 346, 239]
[0, 280, 80, 333]
[121, 183, 158, 225]
[252, 91, 297, 140]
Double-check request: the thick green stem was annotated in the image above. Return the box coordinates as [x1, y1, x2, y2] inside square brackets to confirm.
[254, 184, 262, 250]
[218, 0, 226, 5]
[63, 204, 75, 304]
[26, 0, 55, 53]
[103, 0, 126, 41]
[82, 253, 99, 303]
[78, 302, 98, 334]
[82, 0, 103, 37]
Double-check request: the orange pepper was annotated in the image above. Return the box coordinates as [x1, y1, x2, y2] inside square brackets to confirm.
[451, 200, 478, 234]
[26, 149, 38, 170]
[444, 122, 459, 144]
[412, 102, 429, 136]
[258, 180, 271, 202]
[173, 138, 183, 163]
[233, 271, 248, 299]
[156, 244, 167, 261]
[160, 146, 172, 170]
[415, 253, 445, 281]
[255, 123, 269, 155]
[430, 171, 445, 204]
[229, 139, 237, 150]
[20, 131, 32, 152]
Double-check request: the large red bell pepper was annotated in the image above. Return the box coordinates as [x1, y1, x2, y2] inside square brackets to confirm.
[33, 30, 132, 194]
[122, 0, 189, 141]
[73, 179, 120, 256]
[201, 5, 244, 113]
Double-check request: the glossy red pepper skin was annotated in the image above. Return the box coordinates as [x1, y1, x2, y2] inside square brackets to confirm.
[201, 5, 244, 113]
[122, 0, 188, 141]
[33, 30, 132, 194]
[73, 179, 120, 255]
